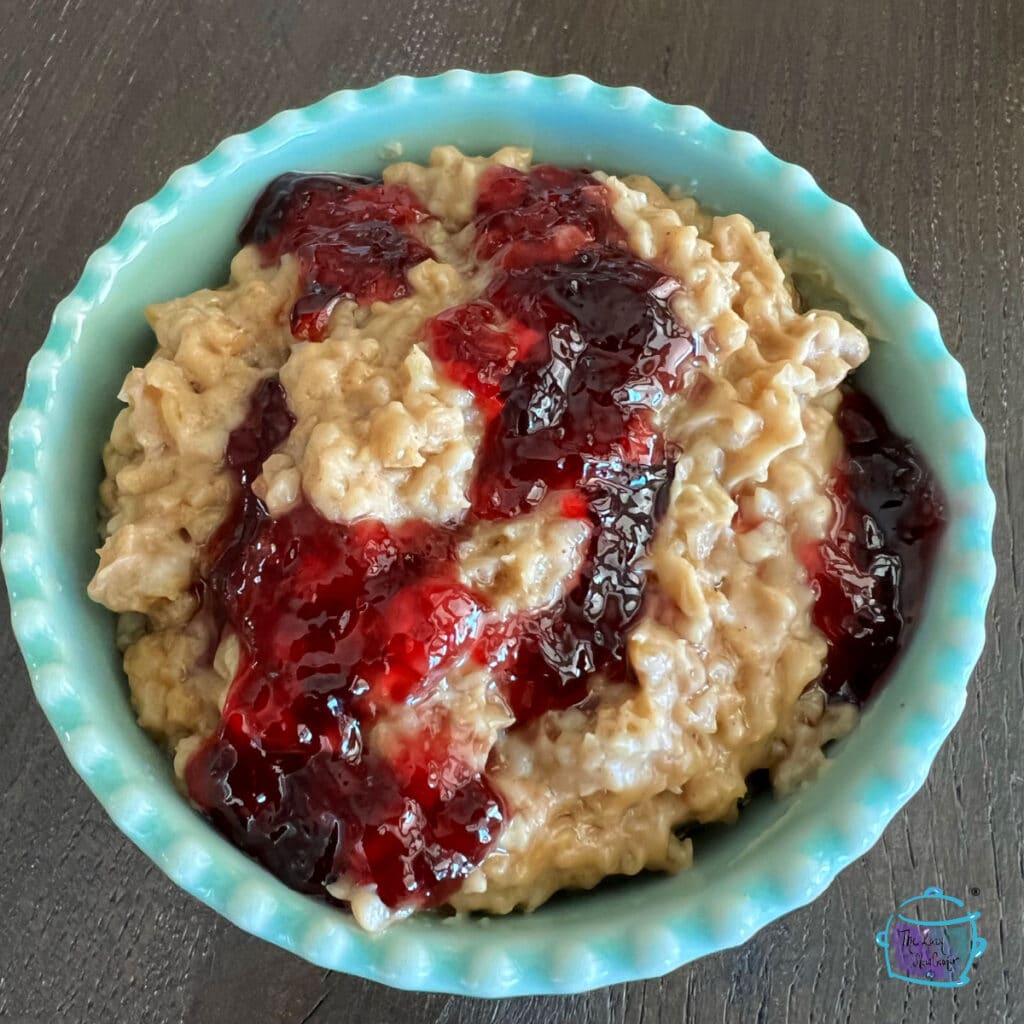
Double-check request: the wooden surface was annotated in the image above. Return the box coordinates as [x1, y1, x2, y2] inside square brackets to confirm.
[1, 1, 1021, 1021]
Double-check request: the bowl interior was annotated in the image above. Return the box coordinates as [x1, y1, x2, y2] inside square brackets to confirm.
[5, 74, 993, 994]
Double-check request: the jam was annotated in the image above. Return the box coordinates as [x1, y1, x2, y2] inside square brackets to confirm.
[804, 389, 945, 703]
[240, 172, 434, 340]
[473, 163, 626, 267]
[428, 166, 692, 720]
[189, 391, 502, 906]
[187, 163, 944, 912]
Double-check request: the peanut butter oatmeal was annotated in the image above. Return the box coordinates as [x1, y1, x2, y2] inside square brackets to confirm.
[87, 146, 944, 930]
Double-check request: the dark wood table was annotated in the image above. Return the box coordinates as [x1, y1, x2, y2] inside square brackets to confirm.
[2, 1, 1021, 1021]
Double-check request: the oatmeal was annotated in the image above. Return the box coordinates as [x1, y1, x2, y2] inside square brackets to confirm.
[87, 147, 944, 929]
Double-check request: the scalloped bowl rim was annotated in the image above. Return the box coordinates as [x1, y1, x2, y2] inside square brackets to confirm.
[0, 71, 996, 997]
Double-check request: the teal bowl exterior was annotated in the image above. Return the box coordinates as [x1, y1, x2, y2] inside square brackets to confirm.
[0, 72, 996, 996]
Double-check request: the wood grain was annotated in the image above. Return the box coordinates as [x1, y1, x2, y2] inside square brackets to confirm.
[1, 0, 1021, 1021]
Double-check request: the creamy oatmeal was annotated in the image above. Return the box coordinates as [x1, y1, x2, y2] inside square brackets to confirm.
[88, 147, 943, 929]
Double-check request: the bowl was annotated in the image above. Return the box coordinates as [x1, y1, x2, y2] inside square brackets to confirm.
[0, 71, 996, 996]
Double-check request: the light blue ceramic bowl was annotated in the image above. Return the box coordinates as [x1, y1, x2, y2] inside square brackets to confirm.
[1, 72, 995, 996]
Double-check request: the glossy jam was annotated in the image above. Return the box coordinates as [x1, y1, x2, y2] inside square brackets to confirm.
[430, 166, 692, 719]
[473, 163, 626, 267]
[240, 172, 434, 340]
[189, 387, 502, 906]
[803, 389, 945, 704]
[431, 258, 688, 716]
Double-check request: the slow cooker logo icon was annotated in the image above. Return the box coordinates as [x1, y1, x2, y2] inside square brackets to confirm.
[875, 887, 986, 988]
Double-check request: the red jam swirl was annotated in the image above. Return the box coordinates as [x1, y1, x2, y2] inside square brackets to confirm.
[186, 165, 944, 911]
[239, 172, 434, 341]
[804, 389, 945, 703]
[188, 380, 503, 907]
